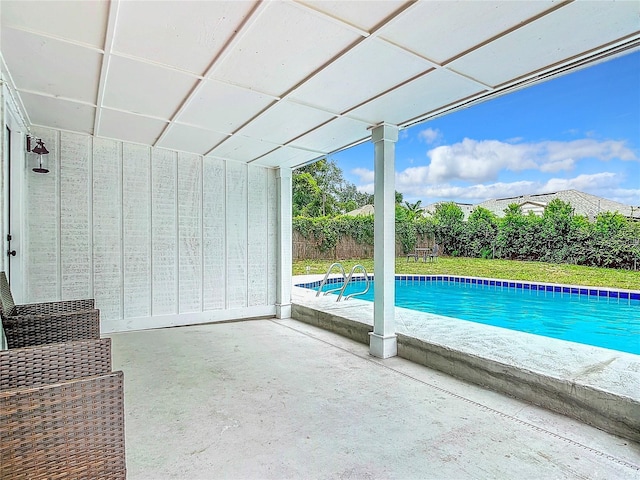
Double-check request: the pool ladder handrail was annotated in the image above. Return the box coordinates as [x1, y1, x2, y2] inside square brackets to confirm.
[316, 262, 347, 297]
[337, 265, 370, 302]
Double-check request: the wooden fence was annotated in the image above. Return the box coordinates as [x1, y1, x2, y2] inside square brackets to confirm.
[293, 231, 434, 260]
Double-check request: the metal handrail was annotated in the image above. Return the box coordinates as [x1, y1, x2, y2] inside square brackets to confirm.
[316, 262, 347, 297]
[337, 265, 370, 302]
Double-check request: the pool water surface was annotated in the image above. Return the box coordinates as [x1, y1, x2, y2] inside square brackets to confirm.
[308, 277, 639, 355]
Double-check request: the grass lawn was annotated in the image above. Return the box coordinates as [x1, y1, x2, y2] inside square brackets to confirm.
[293, 257, 640, 290]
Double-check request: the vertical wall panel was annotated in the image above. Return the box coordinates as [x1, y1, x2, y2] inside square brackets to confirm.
[247, 166, 268, 306]
[178, 152, 202, 313]
[92, 138, 122, 321]
[202, 157, 225, 310]
[59, 132, 91, 299]
[23, 127, 279, 330]
[226, 161, 247, 309]
[25, 129, 59, 302]
[151, 149, 177, 315]
[267, 169, 278, 305]
[122, 143, 151, 318]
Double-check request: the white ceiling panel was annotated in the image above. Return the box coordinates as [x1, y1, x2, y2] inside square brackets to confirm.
[102, 56, 198, 119]
[289, 117, 370, 153]
[449, 1, 640, 87]
[2, 27, 102, 103]
[21, 93, 95, 135]
[2, 1, 637, 166]
[236, 100, 336, 145]
[212, 1, 361, 96]
[113, 0, 257, 75]
[1, 0, 109, 48]
[297, 0, 409, 32]
[348, 69, 485, 126]
[252, 146, 322, 169]
[208, 135, 279, 163]
[379, 1, 557, 65]
[98, 109, 168, 146]
[289, 37, 432, 114]
[178, 80, 274, 134]
[157, 123, 228, 155]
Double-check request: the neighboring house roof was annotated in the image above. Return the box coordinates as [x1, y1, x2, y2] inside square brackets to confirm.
[420, 190, 640, 220]
[479, 190, 640, 220]
[345, 204, 375, 216]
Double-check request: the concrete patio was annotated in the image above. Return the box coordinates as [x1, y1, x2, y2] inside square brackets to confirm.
[110, 319, 639, 479]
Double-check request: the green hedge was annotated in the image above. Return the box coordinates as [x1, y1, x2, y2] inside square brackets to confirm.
[293, 200, 640, 270]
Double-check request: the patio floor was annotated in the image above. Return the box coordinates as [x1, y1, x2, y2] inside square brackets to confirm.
[109, 318, 639, 479]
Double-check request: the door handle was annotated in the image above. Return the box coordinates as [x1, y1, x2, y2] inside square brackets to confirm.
[7, 250, 16, 257]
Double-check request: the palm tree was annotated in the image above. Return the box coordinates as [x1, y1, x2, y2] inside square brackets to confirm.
[404, 200, 423, 220]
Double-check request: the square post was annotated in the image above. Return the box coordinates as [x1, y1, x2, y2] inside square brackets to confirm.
[370, 123, 398, 358]
[276, 167, 292, 318]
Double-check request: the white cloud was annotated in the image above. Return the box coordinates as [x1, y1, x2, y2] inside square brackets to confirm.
[601, 188, 640, 205]
[541, 172, 618, 192]
[393, 172, 637, 205]
[422, 138, 637, 183]
[418, 128, 441, 145]
[351, 167, 374, 183]
[357, 183, 374, 195]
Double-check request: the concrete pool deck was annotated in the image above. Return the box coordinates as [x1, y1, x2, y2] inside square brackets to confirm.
[292, 276, 640, 442]
[110, 319, 639, 479]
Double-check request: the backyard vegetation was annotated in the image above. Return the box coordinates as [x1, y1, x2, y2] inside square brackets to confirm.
[292, 158, 639, 285]
[293, 257, 640, 290]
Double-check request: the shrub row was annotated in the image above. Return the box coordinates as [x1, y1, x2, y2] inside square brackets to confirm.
[293, 200, 640, 270]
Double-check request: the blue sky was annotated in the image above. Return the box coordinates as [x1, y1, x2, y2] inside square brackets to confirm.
[331, 50, 640, 207]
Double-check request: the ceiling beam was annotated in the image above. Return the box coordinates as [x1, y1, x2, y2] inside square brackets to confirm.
[93, 0, 121, 136]
[154, 1, 270, 147]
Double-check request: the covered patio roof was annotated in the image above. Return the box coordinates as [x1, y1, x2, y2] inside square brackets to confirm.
[2, 0, 639, 167]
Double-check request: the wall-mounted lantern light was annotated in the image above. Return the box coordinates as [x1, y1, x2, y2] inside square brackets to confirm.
[26, 135, 50, 174]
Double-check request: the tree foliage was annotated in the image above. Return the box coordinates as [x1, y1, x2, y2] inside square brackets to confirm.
[432, 202, 464, 256]
[293, 158, 372, 216]
[294, 198, 639, 270]
[292, 160, 638, 269]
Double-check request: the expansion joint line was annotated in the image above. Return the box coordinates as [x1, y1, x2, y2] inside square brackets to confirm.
[273, 319, 640, 472]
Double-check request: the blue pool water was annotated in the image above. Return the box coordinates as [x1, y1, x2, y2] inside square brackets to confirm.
[311, 277, 640, 355]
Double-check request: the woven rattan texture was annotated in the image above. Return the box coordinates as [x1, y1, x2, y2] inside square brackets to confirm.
[0, 272, 15, 318]
[0, 339, 112, 390]
[0, 271, 95, 317]
[3, 310, 100, 349]
[0, 371, 126, 480]
[13, 298, 96, 315]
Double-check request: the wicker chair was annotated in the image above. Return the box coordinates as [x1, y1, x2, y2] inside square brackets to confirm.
[0, 272, 100, 349]
[0, 339, 126, 479]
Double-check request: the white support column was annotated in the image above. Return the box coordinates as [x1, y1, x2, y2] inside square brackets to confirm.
[370, 123, 399, 358]
[276, 167, 292, 318]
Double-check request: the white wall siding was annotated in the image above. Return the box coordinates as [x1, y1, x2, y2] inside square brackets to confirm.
[225, 161, 247, 309]
[25, 128, 59, 302]
[247, 165, 268, 307]
[267, 169, 278, 305]
[23, 127, 277, 332]
[151, 148, 178, 316]
[60, 132, 92, 300]
[177, 152, 202, 314]
[92, 137, 123, 321]
[122, 143, 152, 319]
[202, 157, 226, 311]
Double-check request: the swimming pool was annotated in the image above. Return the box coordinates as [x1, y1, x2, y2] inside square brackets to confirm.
[301, 276, 640, 355]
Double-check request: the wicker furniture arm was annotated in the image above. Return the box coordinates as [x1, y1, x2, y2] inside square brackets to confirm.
[0, 338, 112, 390]
[13, 298, 95, 315]
[2, 309, 100, 349]
[0, 371, 126, 480]
[0, 271, 95, 318]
